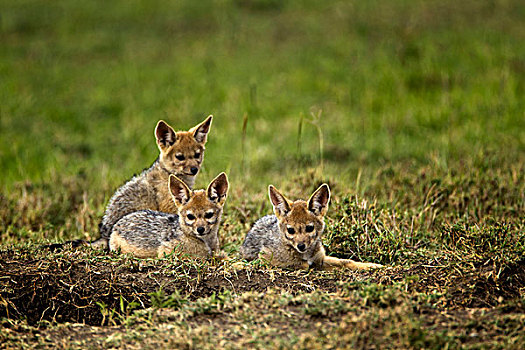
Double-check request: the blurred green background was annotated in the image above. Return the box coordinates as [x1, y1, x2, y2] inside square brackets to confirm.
[0, 0, 524, 242]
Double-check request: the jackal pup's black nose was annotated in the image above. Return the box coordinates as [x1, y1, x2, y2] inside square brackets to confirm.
[297, 243, 306, 252]
[190, 167, 199, 175]
[196, 226, 205, 234]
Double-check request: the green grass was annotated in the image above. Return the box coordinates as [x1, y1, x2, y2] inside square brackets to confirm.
[1, 0, 524, 348]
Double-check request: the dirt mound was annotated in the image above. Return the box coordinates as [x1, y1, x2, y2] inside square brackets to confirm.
[1, 248, 524, 326]
[0, 249, 340, 325]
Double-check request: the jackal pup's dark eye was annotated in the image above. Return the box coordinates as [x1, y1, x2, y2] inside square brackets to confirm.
[204, 212, 214, 219]
[305, 224, 314, 233]
[176, 154, 185, 161]
[194, 152, 201, 159]
[187, 213, 196, 220]
[287, 227, 295, 235]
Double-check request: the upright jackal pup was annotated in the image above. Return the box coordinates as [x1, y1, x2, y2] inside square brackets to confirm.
[109, 172, 229, 259]
[241, 184, 383, 270]
[94, 116, 213, 249]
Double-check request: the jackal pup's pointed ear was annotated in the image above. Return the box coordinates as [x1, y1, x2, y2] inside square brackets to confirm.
[169, 174, 192, 206]
[307, 184, 330, 216]
[155, 120, 177, 152]
[192, 115, 213, 144]
[207, 172, 229, 205]
[269, 185, 291, 217]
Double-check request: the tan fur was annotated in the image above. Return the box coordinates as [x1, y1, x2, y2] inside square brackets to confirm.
[171, 189, 222, 255]
[322, 255, 383, 271]
[158, 234, 211, 259]
[259, 246, 310, 270]
[154, 116, 212, 190]
[142, 118, 213, 213]
[109, 232, 158, 258]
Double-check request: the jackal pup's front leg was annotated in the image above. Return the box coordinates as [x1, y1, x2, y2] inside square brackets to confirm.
[322, 256, 383, 271]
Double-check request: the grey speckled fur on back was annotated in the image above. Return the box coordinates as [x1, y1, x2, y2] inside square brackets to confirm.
[111, 210, 182, 250]
[240, 215, 281, 260]
[99, 161, 165, 241]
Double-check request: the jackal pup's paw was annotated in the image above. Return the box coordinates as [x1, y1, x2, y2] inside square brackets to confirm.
[347, 261, 384, 270]
[364, 262, 384, 269]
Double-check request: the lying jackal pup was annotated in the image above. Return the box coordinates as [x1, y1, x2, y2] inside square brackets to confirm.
[109, 172, 228, 259]
[95, 116, 213, 249]
[241, 184, 383, 270]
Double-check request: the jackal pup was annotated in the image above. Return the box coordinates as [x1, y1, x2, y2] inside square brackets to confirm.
[109, 172, 229, 259]
[241, 184, 383, 270]
[95, 116, 213, 249]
